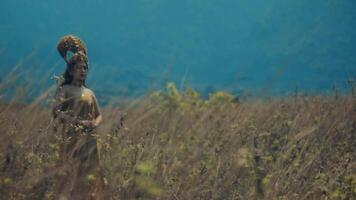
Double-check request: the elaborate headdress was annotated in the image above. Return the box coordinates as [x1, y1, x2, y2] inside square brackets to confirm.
[57, 35, 88, 65]
[55, 35, 89, 86]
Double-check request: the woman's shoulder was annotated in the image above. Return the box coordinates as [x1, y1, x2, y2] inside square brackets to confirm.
[57, 84, 74, 95]
[60, 84, 74, 90]
[58, 85, 96, 98]
[83, 87, 96, 97]
[55, 85, 69, 95]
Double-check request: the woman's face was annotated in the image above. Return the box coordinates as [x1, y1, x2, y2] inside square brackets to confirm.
[70, 62, 88, 81]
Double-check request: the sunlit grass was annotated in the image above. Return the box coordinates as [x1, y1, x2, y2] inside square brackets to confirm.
[0, 71, 355, 199]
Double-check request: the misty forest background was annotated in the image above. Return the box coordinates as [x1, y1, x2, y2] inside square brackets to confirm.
[0, 0, 355, 200]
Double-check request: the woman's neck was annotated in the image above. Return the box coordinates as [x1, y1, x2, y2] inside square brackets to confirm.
[71, 79, 85, 87]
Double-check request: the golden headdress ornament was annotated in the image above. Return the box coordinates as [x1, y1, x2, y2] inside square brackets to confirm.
[57, 35, 88, 65]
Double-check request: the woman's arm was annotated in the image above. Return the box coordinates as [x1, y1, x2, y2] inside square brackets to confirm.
[93, 114, 103, 127]
[79, 92, 102, 129]
[52, 86, 77, 123]
[52, 86, 65, 118]
[91, 93, 103, 127]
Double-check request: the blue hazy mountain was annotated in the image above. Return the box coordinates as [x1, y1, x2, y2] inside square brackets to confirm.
[0, 0, 355, 98]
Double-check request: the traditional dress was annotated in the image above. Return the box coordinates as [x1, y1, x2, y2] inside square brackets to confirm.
[53, 85, 104, 200]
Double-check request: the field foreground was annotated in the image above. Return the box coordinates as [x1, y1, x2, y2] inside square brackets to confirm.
[0, 92, 355, 199]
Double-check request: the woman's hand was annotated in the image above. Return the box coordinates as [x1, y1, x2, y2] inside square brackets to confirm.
[78, 120, 97, 130]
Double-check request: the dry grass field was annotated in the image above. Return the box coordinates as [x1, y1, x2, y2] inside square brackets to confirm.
[0, 82, 355, 199]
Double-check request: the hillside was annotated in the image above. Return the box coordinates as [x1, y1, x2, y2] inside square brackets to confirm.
[0, 85, 355, 199]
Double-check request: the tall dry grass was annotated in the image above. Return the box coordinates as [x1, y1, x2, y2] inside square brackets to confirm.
[0, 80, 355, 199]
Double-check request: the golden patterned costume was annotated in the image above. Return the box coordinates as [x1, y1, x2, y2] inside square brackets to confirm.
[53, 35, 104, 200]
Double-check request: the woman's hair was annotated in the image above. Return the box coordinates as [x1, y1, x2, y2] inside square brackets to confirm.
[61, 52, 89, 86]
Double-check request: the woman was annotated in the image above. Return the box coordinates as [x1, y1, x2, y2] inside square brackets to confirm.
[52, 35, 104, 200]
